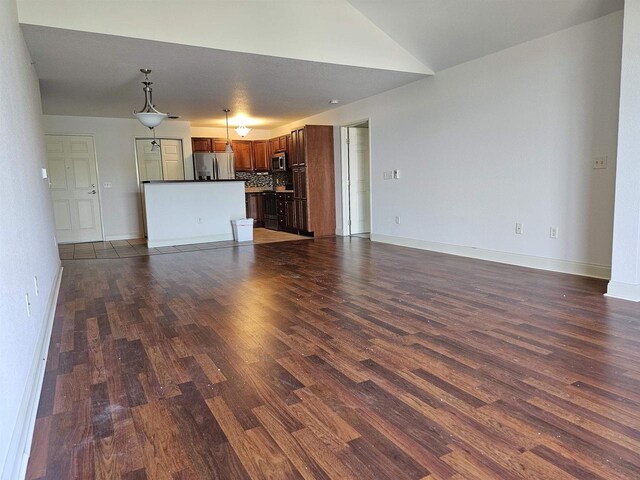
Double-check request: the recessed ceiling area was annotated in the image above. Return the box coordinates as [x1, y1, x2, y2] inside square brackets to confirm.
[22, 26, 427, 128]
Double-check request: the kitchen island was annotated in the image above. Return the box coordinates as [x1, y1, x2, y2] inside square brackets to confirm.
[143, 180, 246, 248]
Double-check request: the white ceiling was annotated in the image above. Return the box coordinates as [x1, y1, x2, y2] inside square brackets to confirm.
[348, 0, 624, 72]
[21, 0, 624, 127]
[22, 26, 426, 128]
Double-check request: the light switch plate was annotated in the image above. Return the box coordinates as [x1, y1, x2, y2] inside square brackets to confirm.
[103, 182, 113, 188]
[41, 168, 48, 179]
[383, 171, 393, 180]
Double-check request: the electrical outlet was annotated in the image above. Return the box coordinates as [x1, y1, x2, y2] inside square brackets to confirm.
[395, 215, 401, 225]
[515, 223, 523, 235]
[34, 276, 39, 296]
[393, 169, 400, 179]
[383, 171, 393, 180]
[593, 156, 607, 169]
[25, 293, 31, 317]
[550, 226, 559, 239]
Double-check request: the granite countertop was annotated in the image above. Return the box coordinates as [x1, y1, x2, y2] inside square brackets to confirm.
[245, 187, 294, 193]
[142, 179, 244, 184]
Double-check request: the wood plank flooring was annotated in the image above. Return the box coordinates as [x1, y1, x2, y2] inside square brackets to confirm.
[58, 229, 310, 260]
[27, 236, 640, 479]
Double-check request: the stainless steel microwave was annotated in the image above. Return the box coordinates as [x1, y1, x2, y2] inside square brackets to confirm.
[271, 152, 286, 172]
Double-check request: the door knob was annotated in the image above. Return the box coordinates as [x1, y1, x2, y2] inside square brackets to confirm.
[88, 189, 97, 194]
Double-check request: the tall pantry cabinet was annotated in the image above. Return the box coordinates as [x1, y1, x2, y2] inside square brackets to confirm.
[289, 125, 335, 237]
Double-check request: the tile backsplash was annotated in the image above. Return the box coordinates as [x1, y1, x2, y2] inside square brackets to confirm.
[236, 171, 292, 189]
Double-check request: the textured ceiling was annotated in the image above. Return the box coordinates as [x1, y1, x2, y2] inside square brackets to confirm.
[22, 26, 426, 128]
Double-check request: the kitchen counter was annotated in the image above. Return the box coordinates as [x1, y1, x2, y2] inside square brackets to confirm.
[245, 187, 294, 193]
[143, 181, 245, 248]
[143, 179, 244, 183]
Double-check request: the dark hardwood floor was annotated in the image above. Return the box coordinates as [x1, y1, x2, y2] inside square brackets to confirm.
[26, 237, 640, 479]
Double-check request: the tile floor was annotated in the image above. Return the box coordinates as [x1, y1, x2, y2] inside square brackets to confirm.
[58, 228, 311, 259]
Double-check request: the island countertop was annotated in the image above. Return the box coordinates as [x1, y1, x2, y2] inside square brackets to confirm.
[142, 179, 245, 184]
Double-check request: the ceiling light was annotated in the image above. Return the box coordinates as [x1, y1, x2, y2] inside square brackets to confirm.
[134, 68, 168, 129]
[235, 125, 251, 137]
[329, 99, 340, 104]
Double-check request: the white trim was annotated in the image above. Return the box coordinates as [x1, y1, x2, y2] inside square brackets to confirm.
[370, 234, 611, 279]
[104, 233, 144, 241]
[605, 281, 640, 302]
[2, 265, 63, 480]
[147, 233, 234, 248]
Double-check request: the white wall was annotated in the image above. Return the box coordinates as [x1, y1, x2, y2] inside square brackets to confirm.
[42, 115, 194, 240]
[0, 0, 61, 476]
[274, 12, 623, 277]
[608, 0, 640, 301]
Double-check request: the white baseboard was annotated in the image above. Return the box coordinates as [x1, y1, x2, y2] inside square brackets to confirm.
[605, 281, 640, 302]
[2, 265, 63, 480]
[370, 234, 611, 280]
[104, 233, 143, 241]
[147, 233, 234, 248]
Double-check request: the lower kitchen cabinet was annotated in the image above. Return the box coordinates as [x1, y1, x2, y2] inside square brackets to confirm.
[277, 192, 296, 232]
[245, 192, 264, 227]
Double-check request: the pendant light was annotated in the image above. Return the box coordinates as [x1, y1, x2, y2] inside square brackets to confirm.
[134, 68, 168, 129]
[224, 109, 233, 153]
[150, 127, 160, 153]
[235, 125, 251, 137]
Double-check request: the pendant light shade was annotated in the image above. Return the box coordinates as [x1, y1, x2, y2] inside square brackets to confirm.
[135, 112, 167, 129]
[235, 125, 251, 137]
[134, 69, 168, 128]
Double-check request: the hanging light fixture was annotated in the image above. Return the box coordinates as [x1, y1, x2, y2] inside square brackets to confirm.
[150, 127, 160, 153]
[224, 109, 233, 153]
[134, 68, 168, 129]
[235, 125, 251, 138]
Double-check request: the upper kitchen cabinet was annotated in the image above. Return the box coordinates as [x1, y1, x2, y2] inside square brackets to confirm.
[192, 137, 228, 153]
[213, 139, 229, 152]
[233, 140, 253, 171]
[192, 137, 212, 153]
[290, 125, 334, 237]
[253, 140, 270, 172]
[290, 128, 305, 166]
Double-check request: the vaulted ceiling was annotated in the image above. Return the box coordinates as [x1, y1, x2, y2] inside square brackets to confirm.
[18, 0, 623, 127]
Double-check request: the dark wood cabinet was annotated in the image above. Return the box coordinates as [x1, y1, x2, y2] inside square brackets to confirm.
[192, 137, 229, 153]
[233, 141, 253, 172]
[245, 192, 264, 227]
[253, 140, 269, 171]
[277, 192, 296, 232]
[213, 140, 229, 152]
[289, 125, 334, 236]
[192, 137, 212, 153]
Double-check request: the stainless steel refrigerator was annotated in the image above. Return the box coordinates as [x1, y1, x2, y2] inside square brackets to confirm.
[193, 152, 235, 180]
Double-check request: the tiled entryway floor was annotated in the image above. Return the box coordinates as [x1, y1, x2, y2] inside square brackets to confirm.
[58, 228, 311, 259]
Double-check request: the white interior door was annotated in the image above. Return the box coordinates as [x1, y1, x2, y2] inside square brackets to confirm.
[160, 139, 185, 180]
[347, 126, 370, 234]
[46, 135, 103, 243]
[135, 139, 163, 181]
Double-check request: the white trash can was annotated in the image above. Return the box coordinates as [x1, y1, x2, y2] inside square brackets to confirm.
[232, 218, 254, 242]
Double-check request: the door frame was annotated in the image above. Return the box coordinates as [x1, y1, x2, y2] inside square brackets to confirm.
[339, 119, 372, 236]
[45, 133, 105, 243]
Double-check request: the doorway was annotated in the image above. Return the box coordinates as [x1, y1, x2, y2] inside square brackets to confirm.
[341, 121, 371, 236]
[45, 135, 103, 243]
